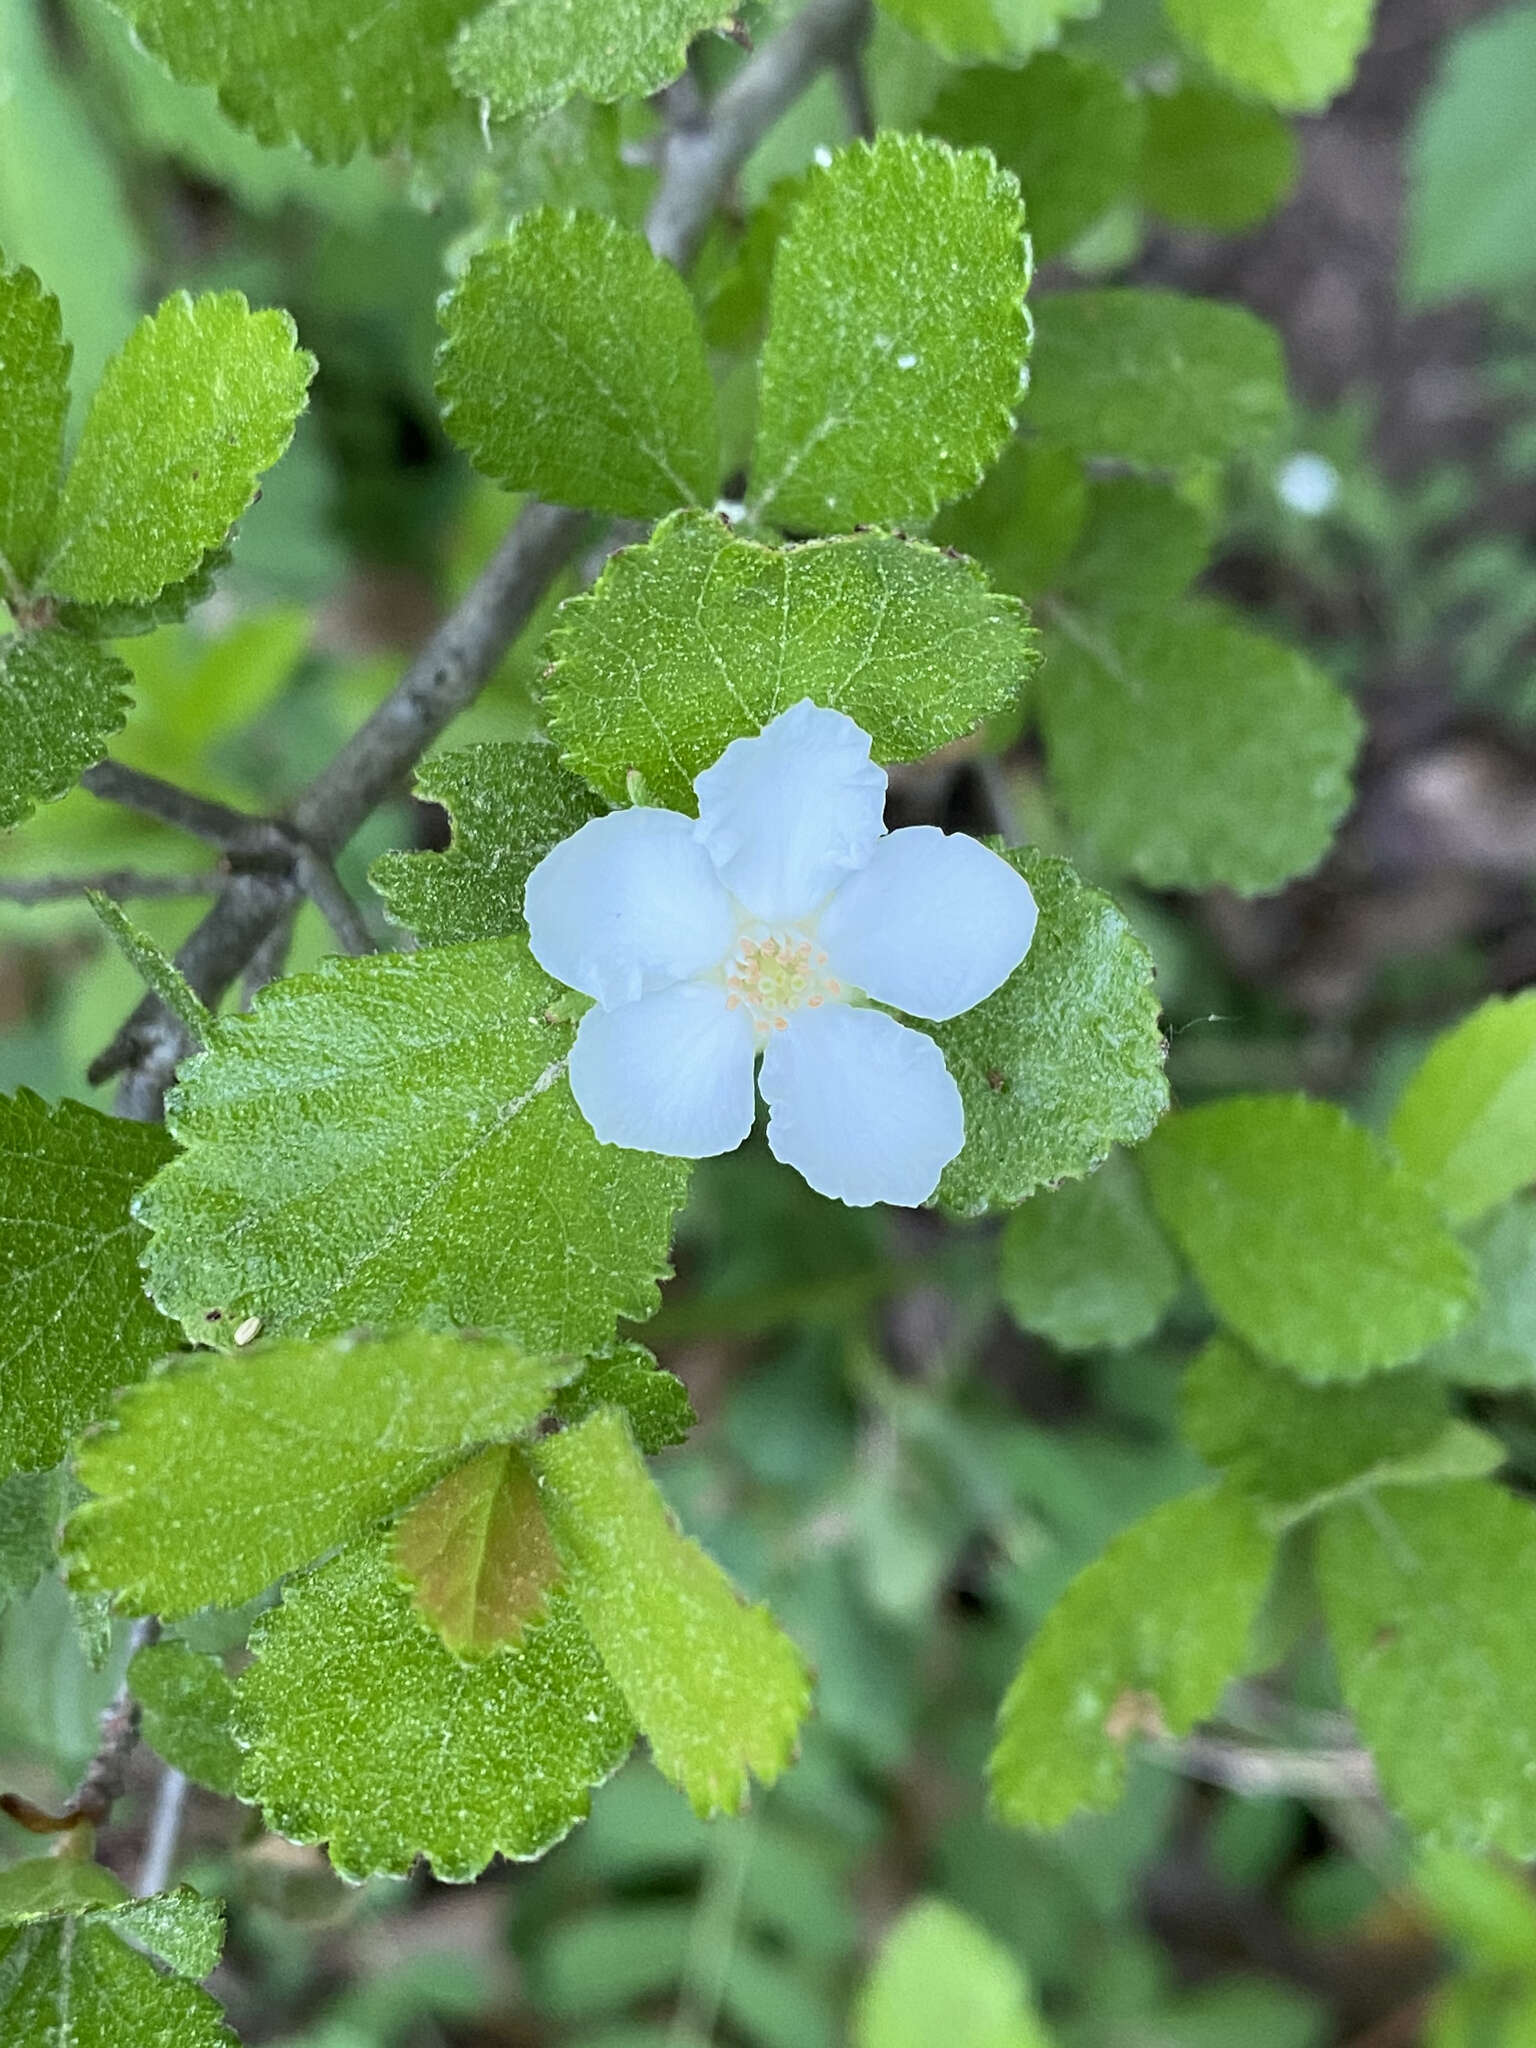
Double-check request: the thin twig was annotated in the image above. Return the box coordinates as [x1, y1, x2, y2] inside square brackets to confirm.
[0, 870, 219, 905]
[835, 49, 876, 140]
[136, 1766, 190, 1898]
[94, 0, 878, 1120]
[242, 906, 298, 1009]
[1153, 1733, 1381, 1803]
[81, 763, 291, 862]
[295, 849, 376, 956]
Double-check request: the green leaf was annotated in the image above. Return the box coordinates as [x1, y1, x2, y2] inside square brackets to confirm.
[1026, 290, 1287, 469]
[1405, 5, 1536, 306]
[853, 1898, 1050, 2048]
[874, 0, 1098, 64]
[926, 53, 1145, 262]
[0, 1090, 178, 1475]
[999, 1150, 1181, 1352]
[394, 1443, 561, 1658]
[1318, 1480, 1536, 1855]
[750, 135, 1030, 533]
[1183, 1337, 1500, 1525]
[235, 1534, 634, 1881]
[0, 1859, 129, 1923]
[42, 290, 315, 606]
[932, 440, 1088, 603]
[1427, 1199, 1536, 1390]
[921, 848, 1168, 1215]
[1038, 601, 1361, 894]
[543, 511, 1034, 812]
[137, 940, 690, 1355]
[371, 741, 604, 946]
[1143, 1095, 1478, 1380]
[68, 1330, 578, 1617]
[101, 0, 477, 162]
[1164, 0, 1376, 112]
[0, 1467, 63, 1612]
[0, 629, 134, 831]
[990, 1485, 1275, 1830]
[1139, 83, 1298, 233]
[129, 1642, 241, 1797]
[451, 0, 734, 122]
[1390, 994, 1536, 1227]
[87, 891, 212, 1046]
[1058, 475, 1214, 614]
[0, 259, 69, 591]
[104, 1890, 224, 1980]
[55, 546, 230, 642]
[551, 1343, 697, 1455]
[437, 213, 720, 519]
[0, 1912, 235, 2045]
[534, 1407, 811, 1816]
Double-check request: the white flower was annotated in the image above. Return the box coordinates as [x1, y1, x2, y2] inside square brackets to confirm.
[525, 701, 1038, 1208]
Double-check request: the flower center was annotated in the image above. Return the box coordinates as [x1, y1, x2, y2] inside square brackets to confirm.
[724, 926, 843, 1039]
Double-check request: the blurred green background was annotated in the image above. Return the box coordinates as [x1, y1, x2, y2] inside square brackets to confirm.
[5, 0, 1536, 2042]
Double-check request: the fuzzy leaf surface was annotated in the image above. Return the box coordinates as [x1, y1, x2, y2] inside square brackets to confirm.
[0, 1917, 234, 2047]
[138, 940, 690, 1354]
[100, 0, 478, 161]
[42, 291, 314, 606]
[0, 259, 70, 589]
[0, 1090, 177, 1475]
[235, 1534, 634, 1881]
[543, 511, 1034, 811]
[751, 135, 1030, 533]
[990, 1485, 1275, 1830]
[550, 1344, 696, 1455]
[129, 1642, 241, 1796]
[1319, 1480, 1536, 1855]
[926, 53, 1144, 262]
[922, 849, 1167, 1214]
[999, 1150, 1180, 1352]
[1038, 601, 1361, 894]
[1183, 1337, 1501, 1524]
[104, 1891, 225, 1981]
[0, 1861, 129, 1923]
[1164, 0, 1376, 111]
[69, 1330, 577, 1617]
[1026, 290, 1286, 468]
[87, 891, 212, 1045]
[854, 1899, 1051, 2048]
[394, 1443, 561, 1658]
[0, 630, 134, 831]
[437, 213, 719, 518]
[0, 1468, 63, 1611]
[535, 1408, 811, 1816]
[451, 0, 734, 121]
[1144, 1096, 1477, 1379]
[371, 742, 604, 946]
[1390, 994, 1536, 1227]
[1428, 1199, 1536, 1389]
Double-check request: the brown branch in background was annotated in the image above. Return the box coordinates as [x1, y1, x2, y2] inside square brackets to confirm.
[0, 870, 219, 905]
[89, 0, 876, 1122]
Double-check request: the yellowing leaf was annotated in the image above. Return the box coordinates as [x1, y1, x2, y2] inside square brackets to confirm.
[395, 1443, 562, 1658]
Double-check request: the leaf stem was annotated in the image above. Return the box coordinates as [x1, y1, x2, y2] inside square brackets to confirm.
[136, 1765, 189, 1898]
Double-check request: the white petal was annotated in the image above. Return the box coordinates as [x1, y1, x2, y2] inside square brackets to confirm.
[569, 981, 758, 1158]
[525, 807, 734, 1010]
[758, 1003, 964, 1208]
[819, 826, 1038, 1022]
[693, 698, 887, 923]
